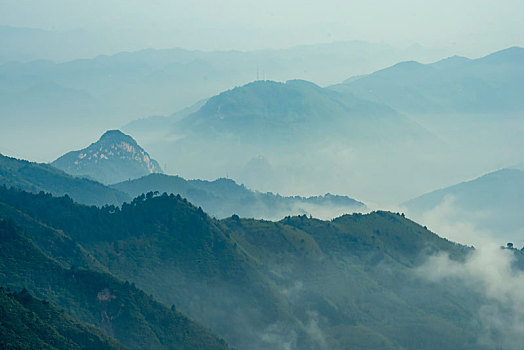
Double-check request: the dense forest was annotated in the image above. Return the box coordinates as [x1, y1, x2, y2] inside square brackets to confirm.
[1, 186, 513, 349]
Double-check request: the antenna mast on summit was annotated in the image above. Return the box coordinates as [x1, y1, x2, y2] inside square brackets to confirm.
[257, 65, 260, 81]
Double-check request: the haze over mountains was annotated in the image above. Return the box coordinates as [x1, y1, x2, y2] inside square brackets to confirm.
[125, 79, 436, 204]
[112, 174, 365, 220]
[331, 46, 524, 115]
[2, 42, 522, 205]
[402, 168, 524, 246]
[1, 133, 366, 220]
[2, 16, 524, 348]
[119, 46, 524, 206]
[0, 38, 452, 161]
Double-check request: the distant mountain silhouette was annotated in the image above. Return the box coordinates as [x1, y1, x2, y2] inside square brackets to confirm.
[402, 168, 524, 242]
[52, 130, 162, 185]
[122, 79, 436, 203]
[112, 173, 366, 219]
[331, 46, 524, 114]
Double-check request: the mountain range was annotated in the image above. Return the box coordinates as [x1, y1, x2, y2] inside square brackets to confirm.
[3, 46, 523, 205]
[3, 43, 524, 349]
[0, 38, 451, 159]
[0, 184, 499, 349]
[121, 46, 524, 205]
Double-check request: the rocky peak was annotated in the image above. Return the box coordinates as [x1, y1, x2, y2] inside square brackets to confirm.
[52, 130, 163, 185]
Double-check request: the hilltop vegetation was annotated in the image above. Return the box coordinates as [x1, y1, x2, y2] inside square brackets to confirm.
[0, 153, 130, 206]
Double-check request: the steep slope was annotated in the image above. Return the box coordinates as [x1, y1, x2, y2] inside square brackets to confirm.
[402, 168, 524, 243]
[52, 130, 163, 185]
[0, 187, 297, 350]
[112, 173, 365, 219]
[0, 214, 231, 350]
[0, 287, 127, 350]
[331, 46, 524, 114]
[0, 186, 492, 350]
[0, 153, 129, 206]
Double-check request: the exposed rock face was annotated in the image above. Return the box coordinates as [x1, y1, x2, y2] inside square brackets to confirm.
[52, 130, 163, 184]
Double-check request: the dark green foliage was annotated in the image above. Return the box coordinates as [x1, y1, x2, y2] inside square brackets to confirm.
[0, 186, 491, 349]
[0, 153, 130, 206]
[0, 214, 230, 350]
[281, 211, 468, 265]
[0, 287, 127, 350]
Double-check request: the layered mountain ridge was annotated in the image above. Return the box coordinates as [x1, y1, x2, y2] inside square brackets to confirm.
[112, 173, 366, 219]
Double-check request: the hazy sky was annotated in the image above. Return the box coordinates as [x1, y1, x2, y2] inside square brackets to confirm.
[1, 0, 523, 56]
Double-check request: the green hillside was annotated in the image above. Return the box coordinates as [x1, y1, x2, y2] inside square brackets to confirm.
[0, 287, 127, 350]
[0, 186, 491, 349]
[0, 214, 230, 350]
[0, 153, 130, 206]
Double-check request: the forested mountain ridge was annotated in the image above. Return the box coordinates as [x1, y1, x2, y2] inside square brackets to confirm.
[0, 186, 491, 349]
[0, 209, 231, 350]
[0, 153, 130, 206]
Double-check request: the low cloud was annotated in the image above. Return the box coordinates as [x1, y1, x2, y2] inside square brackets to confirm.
[414, 196, 524, 349]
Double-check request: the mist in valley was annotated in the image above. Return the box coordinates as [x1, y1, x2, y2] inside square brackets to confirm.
[1, 1, 524, 349]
